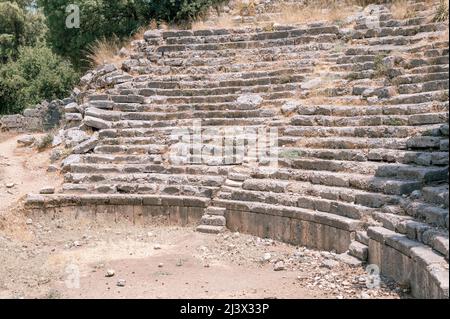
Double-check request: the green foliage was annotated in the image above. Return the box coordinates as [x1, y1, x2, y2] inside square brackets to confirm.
[38, 0, 225, 67]
[0, 1, 47, 62]
[373, 53, 389, 79]
[0, 45, 78, 114]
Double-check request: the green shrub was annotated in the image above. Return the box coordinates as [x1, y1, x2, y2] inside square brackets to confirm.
[433, 0, 449, 22]
[0, 45, 78, 115]
[0, 1, 47, 62]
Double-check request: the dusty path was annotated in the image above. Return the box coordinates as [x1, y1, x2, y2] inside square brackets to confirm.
[0, 216, 406, 299]
[0, 133, 60, 213]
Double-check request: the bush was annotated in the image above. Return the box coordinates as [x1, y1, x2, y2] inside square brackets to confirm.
[0, 45, 78, 115]
[0, 1, 47, 62]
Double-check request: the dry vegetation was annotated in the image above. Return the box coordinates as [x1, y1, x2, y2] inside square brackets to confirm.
[85, 36, 123, 67]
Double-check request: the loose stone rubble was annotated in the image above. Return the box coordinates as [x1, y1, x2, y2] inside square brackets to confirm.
[17, 0, 450, 299]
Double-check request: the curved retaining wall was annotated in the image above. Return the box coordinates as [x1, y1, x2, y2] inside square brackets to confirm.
[367, 227, 449, 299]
[25, 194, 448, 299]
[25, 194, 207, 227]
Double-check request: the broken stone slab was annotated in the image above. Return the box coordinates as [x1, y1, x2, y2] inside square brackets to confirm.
[61, 154, 81, 171]
[281, 101, 300, 115]
[64, 102, 81, 113]
[336, 252, 363, 267]
[84, 116, 111, 130]
[65, 113, 83, 122]
[236, 94, 263, 109]
[17, 135, 35, 147]
[72, 134, 99, 154]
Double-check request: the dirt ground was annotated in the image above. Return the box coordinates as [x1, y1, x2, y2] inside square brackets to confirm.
[0, 133, 407, 299]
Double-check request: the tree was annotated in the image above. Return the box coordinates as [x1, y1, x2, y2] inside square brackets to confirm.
[0, 45, 78, 114]
[0, 1, 47, 62]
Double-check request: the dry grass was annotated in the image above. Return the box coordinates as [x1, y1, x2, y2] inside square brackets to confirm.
[192, 15, 236, 30]
[390, 0, 417, 20]
[433, 0, 449, 22]
[85, 36, 123, 67]
[236, 0, 257, 16]
[275, 1, 358, 25]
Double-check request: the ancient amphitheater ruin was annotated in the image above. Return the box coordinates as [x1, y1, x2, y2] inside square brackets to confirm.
[1, 0, 449, 299]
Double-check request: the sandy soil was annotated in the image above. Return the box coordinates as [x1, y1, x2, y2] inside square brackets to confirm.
[0, 133, 406, 299]
[0, 133, 60, 213]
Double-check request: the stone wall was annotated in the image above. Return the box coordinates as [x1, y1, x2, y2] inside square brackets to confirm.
[0, 98, 74, 132]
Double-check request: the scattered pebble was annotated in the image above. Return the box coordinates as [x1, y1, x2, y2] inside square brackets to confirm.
[105, 270, 115, 278]
[273, 261, 285, 271]
[116, 279, 126, 287]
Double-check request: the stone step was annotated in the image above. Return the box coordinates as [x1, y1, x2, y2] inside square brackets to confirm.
[62, 182, 216, 198]
[282, 124, 444, 139]
[79, 154, 163, 164]
[66, 163, 228, 177]
[297, 102, 448, 117]
[409, 64, 449, 75]
[87, 108, 278, 123]
[289, 113, 448, 127]
[399, 219, 449, 259]
[108, 99, 290, 113]
[422, 185, 449, 208]
[205, 206, 226, 216]
[200, 215, 226, 226]
[393, 72, 449, 85]
[404, 201, 449, 229]
[228, 188, 376, 220]
[280, 158, 448, 182]
[215, 198, 364, 232]
[348, 241, 369, 262]
[158, 25, 339, 42]
[398, 79, 449, 95]
[279, 147, 448, 166]
[356, 231, 370, 246]
[154, 33, 338, 55]
[252, 167, 422, 196]
[278, 135, 448, 152]
[122, 81, 304, 98]
[108, 117, 275, 129]
[243, 177, 403, 208]
[94, 144, 167, 155]
[25, 193, 210, 209]
[196, 225, 226, 234]
[352, 23, 441, 39]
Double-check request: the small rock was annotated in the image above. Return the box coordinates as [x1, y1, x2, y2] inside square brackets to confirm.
[273, 261, 285, 271]
[116, 279, 126, 287]
[410, 190, 422, 200]
[17, 135, 35, 147]
[40, 187, 55, 195]
[5, 183, 15, 189]
[47, 165, 58, 173]
[321, 259, 339, 269]
[153, 244, 161, 250]
[26, 219, 33, 225]
[73, 241, 82, 247]
[262, 253, 272, 262]
[360, 292, 371, 299]
[105, 269, 115, 277]
[158, 263, 164, 268]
